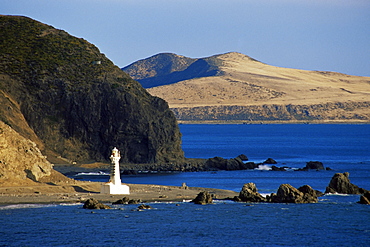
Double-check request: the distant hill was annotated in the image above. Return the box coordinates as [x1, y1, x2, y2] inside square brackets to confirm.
[0, 15, 184, 166]
[122, 53, 224, 88]
[123, 52, 370, 123]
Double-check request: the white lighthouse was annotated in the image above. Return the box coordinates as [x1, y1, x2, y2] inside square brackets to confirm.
[100, 147, 130, 194]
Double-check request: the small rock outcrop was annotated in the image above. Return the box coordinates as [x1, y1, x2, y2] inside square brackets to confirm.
[271, 166, 286, 171]
[296, 161, 325, 171]
[263, 158, 277, 164]
[237, 154, 248, 161]
[325, 172, 367, 194]
[297, 185, 319, 203]
[305, 161, 324, 170]
[358, 192, 370, 205]
[138, 204, 153, 210]
[83, 198, 111, 209]
[112, 197, 130, 204]
[113, 197, 141, 205]
[244, 162, 258, 170]
[204, 156, 242, 170]
[204, 156, 258, 171]
[235, 183, 266, 203]
[269, 184, 318, 203]
[192, 191, 213, 205]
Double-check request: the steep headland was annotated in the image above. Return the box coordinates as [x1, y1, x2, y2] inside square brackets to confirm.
[123, 52, 370, 123]
[0, 15, 184, 166]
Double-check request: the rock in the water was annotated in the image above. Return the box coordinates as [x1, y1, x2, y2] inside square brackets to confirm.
[192, 191, 213, 205]
[226, 158, 245, 170]
[128, 199, 142, 204]
[237, 154, 248, 161]
[298, 185, 319, 203]
[236, 183, 266, 202]
[243, 162, 258, 170]
[112, 197, 130, 204]
[204, 156, 247, 171]
[263, 158, 277, 164]
[305, 161, 324, 170]
[270, 184, 318, 203]
[83, 198, 111, 209]
[204, 157, 228, 170]
[138, 204, 152, 210]
[325, 172, 367, 194]
[358, 192, 370, 205]
[296, 161, 325, 171]
[271, 166, 286, 171]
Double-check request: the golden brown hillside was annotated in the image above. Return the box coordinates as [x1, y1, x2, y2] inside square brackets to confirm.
[141, 52, 370, 122]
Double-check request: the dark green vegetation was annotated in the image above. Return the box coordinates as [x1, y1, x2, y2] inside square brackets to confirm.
[0, 15, 184, 164]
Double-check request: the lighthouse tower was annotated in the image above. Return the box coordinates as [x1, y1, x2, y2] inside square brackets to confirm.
[100, 147, 130, 194]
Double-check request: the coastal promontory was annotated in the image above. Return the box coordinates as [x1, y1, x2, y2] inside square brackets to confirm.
[0, 15, 184, 165]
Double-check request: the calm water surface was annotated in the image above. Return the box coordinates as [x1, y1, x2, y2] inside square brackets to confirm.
[1, 124, 369, 246]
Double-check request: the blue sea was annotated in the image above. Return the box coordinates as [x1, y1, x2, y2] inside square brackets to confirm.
[1, 124, 370, 246]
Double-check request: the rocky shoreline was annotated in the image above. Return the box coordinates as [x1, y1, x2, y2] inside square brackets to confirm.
[0, 182, 238, 205]
[192, 172, 369, 205]
[1, 172, 369, 206]
[54, 156, 333, 176]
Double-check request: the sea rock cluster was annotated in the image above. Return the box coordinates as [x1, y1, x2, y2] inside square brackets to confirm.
[83, 198, 111, 209]
[268, 184, 318, 203]
[229, 172, 368, 204]
[112, 197, 142, 205]
[115, 152, 332, 173]
[202, 156, 329, 172]
[204, 156, 258, 170]
[232, 183, 318, 204]
[186, 172, 369, 205]
[80, 172, 369, 208]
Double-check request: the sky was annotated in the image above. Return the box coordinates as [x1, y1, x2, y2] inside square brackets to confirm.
[2, 0, 370, 76]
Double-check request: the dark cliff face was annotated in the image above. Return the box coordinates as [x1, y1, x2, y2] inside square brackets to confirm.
[0, 15, 184, 163]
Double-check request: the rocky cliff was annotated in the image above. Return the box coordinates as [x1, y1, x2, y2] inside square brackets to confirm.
[0, 15, 184, 164]
[0, 121, 53, 185]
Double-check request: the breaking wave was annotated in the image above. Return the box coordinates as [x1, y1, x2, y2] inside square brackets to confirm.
[255, 164, 272, 171]
[74, 171, 109, 176]
[0, 204, 56, 210]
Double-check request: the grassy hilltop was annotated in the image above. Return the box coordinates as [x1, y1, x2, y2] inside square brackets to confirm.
[123, 52, 370, 123]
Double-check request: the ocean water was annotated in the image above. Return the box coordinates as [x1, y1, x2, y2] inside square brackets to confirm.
[1, 124, 370, 246]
